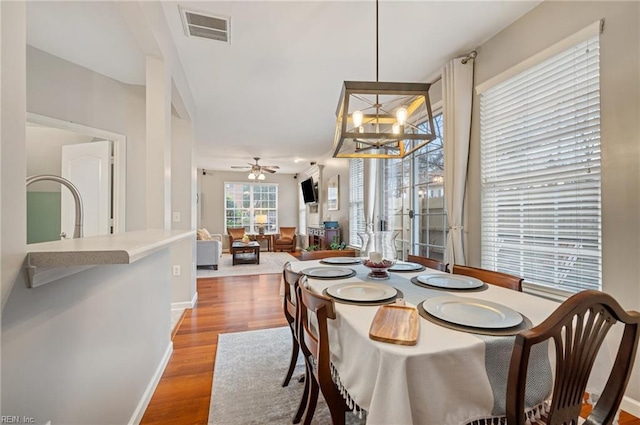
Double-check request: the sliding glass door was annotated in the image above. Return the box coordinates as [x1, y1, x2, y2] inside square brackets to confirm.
[383, 114, 446, 261]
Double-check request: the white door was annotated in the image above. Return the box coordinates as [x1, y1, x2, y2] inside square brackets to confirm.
[61, 140, 112, 238]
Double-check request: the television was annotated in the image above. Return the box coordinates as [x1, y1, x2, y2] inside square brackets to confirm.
[301, 177, 317, 204]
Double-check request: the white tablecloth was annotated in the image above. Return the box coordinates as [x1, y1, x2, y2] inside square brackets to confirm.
[289, 260, 561, 425]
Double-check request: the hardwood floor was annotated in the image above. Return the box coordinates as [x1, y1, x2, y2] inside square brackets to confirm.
[140, 274, 286, 425]
[141, 269, 640, 425]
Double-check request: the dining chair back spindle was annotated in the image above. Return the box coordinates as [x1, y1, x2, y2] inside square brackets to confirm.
[505, 290, 640, 425]
[452, 265, 523, 292]
[407, 254, 448, 272]
[297, 277, 350, 425]
[299, 249, 357, 261]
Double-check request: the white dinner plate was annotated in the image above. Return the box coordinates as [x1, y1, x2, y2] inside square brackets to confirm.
[301, 267, 355, 279]
[320, 257, 362, 265]
[423, 296, 523, 329]
[326, 282, 397, 302]
[389, 262, 424, 272]
[417, 274, 484, 290]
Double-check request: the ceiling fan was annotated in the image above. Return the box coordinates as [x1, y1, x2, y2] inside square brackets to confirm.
[231, 157, 280, 178]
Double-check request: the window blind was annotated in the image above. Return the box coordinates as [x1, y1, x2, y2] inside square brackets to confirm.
[349, 158, 365, 247]
[480, 35, 601, 294]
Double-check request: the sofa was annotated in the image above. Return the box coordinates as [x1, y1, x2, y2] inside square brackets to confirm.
[196, 230, 222, 269]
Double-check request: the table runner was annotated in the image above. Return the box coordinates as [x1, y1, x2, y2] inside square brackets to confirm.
[289, 260, 557, 425]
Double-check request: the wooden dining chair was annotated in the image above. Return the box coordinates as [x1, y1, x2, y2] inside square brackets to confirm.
[281, 263, 308, 424]
[505, 290, 640, 425]
[407, 254, 448, 272]
[282, 262, 302, 387]
[299, 249, 357, 261]
[296, 277, 351, 425]
[452, 264, 523, 292]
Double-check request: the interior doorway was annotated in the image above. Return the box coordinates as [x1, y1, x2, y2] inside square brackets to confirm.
[26, 113, 126, 243]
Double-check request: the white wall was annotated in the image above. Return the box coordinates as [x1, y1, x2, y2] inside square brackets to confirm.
[1, 1, 27, 310]
[466, 0, 640, 407]
[2, 251, 172, 425]
[26, 45, 148, 231]
[1, 11, 194, 424]
[198, 170, 299, 245]
[319, 158, 350, 245]
[170, 113, 196, 307]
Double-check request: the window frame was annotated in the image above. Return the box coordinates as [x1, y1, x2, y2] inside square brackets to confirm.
[479, 33, 602, 295]
[224, 182, 278, 234]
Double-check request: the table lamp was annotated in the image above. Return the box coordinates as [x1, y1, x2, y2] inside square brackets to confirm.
[255, 215, 268, 234]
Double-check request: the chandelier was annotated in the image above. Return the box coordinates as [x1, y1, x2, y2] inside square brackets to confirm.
[332, 0, 436, 159]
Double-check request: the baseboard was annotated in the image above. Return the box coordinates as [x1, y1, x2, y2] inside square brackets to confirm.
[171, 291, 198, 310]
[128, 341, 173, 425]
[621, 395, 640, 418]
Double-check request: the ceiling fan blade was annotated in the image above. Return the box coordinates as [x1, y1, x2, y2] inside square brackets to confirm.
[230, 166, 251, 169]
[262, 168, 277, 174]
[262, 165, 280, 169]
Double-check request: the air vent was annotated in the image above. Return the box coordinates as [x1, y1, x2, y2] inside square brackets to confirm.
[180, 7, 230, 44]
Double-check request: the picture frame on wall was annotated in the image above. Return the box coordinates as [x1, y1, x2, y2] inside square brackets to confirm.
[328, 175, 339, 210]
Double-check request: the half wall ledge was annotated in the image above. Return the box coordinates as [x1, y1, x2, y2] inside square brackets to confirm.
[25, 229, 194, 288]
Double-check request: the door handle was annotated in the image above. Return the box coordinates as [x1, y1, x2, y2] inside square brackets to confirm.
[408, 210, 415, 219]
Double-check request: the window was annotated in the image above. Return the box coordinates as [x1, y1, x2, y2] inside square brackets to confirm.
[348, 158, 365, 247]
[382, 113, 446, 261]
[225, 183, 278, 233]
[480, 34, 601, 294]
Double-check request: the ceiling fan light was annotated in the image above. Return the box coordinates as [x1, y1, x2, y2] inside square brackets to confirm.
[248, 172, 256, 180]
[257, 173, 266, 181]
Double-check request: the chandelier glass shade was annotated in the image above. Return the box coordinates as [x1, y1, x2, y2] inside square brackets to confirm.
[248, 170, 266, 180]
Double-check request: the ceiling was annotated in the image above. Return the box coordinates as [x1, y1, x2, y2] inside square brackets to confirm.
[26, 1, 541, 175]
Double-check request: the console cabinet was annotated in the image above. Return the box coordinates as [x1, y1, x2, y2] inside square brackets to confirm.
[308, 227, 340, 250]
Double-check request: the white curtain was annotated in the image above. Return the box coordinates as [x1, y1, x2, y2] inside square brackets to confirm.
[443, 57, 474, 267]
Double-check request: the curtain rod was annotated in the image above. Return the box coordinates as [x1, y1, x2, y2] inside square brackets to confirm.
[428, 50, 477, 85]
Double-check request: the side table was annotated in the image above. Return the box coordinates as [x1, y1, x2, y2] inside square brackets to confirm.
[248, 233, 274, 252]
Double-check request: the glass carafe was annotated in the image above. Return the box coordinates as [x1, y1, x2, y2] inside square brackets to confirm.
[358, 230, 398, 280]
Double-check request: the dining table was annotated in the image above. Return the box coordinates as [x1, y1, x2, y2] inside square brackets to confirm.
[288, 258, 564, 425]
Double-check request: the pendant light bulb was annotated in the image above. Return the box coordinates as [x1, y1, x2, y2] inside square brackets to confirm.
[396, 107, 407, 125]
[392, 123, 400, 134]
[352, 110, 363, 128]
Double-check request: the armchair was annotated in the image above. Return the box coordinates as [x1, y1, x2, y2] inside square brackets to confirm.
[274, 227, 297, 252]
[227, 227, 246, 244]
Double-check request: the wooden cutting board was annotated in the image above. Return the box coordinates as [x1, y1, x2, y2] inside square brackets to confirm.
[369, 305, 419, 345]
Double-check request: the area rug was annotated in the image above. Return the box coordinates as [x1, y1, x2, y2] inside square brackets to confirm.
[208, 327, 365, 425]
[197, 252, 298, 278]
